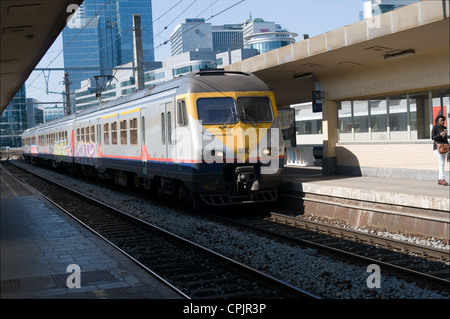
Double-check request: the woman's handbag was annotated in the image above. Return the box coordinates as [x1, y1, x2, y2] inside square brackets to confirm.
[437, 142, 450, 154]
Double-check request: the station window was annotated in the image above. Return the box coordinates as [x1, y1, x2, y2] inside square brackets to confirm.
[337, 89, 449, 142]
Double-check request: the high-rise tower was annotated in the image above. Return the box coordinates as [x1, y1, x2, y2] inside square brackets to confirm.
[62, 0, 154, 93]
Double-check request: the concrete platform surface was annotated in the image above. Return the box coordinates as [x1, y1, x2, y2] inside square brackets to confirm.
[0, 167, 184, 299]
[282, 166, 449, 212]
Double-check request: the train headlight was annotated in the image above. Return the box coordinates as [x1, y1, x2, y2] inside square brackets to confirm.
[262, 148, 271, 156]
[204, 149, 224, 162]
[271, 147, 279, 156]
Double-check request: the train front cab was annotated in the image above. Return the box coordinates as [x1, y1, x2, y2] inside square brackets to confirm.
[178, 89, 285, 206]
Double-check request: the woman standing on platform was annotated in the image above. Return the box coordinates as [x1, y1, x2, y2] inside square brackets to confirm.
[432, 114, 449, 186]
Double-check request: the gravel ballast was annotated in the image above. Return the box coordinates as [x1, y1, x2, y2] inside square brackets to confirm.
[10, 161, 450, 299]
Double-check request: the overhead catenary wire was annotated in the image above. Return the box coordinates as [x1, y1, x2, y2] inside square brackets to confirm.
[143, 0, 246, 57]
[27, 0, 183, 100]
[26, 0, 114, 93]
[26, 0, 247, 101]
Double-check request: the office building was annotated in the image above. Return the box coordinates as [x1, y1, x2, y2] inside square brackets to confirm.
[26, 98, 44, 128]
[361, 0, 419, 19]
[170, 18, 213, 56]
[0, 86, 27, 148]
[171, 18, 296, 56]
[43, 105, 65, 122]
[62, 0, 155, 93]
[242, 18, 297, 54]
[212, 24, 244, 53]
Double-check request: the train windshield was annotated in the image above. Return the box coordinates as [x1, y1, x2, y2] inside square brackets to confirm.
[237, 97, 274, 124]
[197, 97, 238, 125]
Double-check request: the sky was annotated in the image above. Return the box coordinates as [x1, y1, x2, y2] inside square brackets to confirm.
[25, 0, 366, 105]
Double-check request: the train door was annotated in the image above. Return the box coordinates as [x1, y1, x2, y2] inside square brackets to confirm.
[160, 101, 175, 174]
[96, 119, 102, 169]
[160, 101, 175, 176]
[140, 108, 147, 176]
[166, 101, 175, 169]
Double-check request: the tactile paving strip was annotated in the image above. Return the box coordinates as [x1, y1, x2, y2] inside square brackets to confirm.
[51, 269, 116, 287]
[1, 279, 23, 293]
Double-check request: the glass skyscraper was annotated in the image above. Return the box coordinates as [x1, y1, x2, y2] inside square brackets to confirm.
[0, 85, 27, 147]
[63, 0, 154, 94]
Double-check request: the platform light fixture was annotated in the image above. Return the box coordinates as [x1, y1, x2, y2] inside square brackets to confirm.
[384, 49, 415, 61]
[293, 72, 314, 80]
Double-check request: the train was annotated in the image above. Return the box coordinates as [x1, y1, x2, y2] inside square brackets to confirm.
[22, 70, 285, 206]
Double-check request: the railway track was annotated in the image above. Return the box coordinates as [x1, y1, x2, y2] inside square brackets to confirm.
[2, 161, 318, 299]
[205, 210, 450, 289]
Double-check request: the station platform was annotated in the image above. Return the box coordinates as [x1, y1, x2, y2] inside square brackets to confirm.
[0, 167, 185, 299]
[280, 166, 450, 239]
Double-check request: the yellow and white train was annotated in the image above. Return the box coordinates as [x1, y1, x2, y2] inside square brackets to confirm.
[22, 70, 285, 206]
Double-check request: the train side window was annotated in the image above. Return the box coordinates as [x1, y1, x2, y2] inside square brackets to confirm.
[111, 122, 118, 144]
[177, 100, 187, 126]
[141, 116, 145, 145]
[104, 123, 110, 144]
[86, 127, 90, 143]
[77, 128, 80, 143]
[91, 125, 95, 143]
[167, 112, 172, 144]
[81, 127, 85, 143]
[120, 120, 127, 144]
[161, 113, 165, 145]
[130, 118, 138, 145]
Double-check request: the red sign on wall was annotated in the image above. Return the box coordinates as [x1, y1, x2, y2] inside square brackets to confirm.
[433, 106, 447, 125]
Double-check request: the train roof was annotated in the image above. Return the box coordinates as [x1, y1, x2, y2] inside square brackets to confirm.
[23, 113, 77, 134]
[169, 70, 271, 95]
[23, 70, 272, 135]
[74, 70, 270, 117]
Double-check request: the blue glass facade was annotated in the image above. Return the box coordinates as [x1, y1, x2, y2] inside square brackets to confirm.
[63, 0, 154, 93]
[248, 40, 293, 54]
[0, 85, 27, 147]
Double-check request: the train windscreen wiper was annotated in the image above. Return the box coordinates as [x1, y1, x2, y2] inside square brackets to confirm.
[220, 108, 237, 129]
[241, 106, 258, 127]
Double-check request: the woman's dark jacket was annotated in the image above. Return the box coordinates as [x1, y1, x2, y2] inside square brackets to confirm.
[431, 124, 449, 150]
